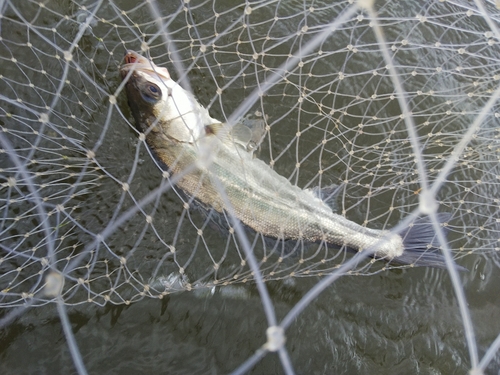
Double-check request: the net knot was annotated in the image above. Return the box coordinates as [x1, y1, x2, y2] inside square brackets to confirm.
[419, 189, 438, 214]
[44, 271, 64, 298]
[264, 326, 285, 352]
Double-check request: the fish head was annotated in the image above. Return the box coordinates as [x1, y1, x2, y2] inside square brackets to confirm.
[120, 50, 204, 143]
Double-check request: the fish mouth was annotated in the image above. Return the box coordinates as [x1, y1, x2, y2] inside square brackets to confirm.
[120, 50, 171, 81]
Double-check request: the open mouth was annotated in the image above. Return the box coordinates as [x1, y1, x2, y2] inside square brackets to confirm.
[120, 50, 170, 81]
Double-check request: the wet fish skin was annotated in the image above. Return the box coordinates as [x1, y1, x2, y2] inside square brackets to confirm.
[120, 50, 462, 270]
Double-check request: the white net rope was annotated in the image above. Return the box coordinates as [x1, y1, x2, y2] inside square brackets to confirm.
[0, 0, 499, 374]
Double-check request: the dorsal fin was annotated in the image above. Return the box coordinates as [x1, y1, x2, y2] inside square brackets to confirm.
[309, 184, 341, 211]
[238, 115, 266, 151]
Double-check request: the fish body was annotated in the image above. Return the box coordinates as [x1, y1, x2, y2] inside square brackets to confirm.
[120, 50, 460, 270]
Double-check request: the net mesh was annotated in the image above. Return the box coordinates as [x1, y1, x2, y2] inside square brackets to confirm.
[0, 0, 499, 374]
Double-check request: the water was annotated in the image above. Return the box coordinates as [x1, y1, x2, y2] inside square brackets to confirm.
[2, 269, 498, 374]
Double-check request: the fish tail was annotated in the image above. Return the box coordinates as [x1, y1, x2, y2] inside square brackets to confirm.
[392, 213, 467, 271]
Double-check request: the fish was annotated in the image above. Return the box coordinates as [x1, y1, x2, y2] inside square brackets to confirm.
[120, 50, 464, 271]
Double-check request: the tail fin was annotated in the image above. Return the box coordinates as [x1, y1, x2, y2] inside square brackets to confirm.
[393, 213, 467, 271]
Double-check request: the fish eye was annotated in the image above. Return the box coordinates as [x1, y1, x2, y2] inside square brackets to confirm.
[148, 85, 159, 94]
[140, 82, 161, 103]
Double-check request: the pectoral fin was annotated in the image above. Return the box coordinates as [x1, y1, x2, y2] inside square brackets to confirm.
[205, 115, 266, 152]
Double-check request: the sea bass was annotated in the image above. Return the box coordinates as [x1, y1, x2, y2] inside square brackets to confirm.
[120, 50, 458, 270]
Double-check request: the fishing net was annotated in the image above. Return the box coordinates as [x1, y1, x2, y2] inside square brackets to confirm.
[0, 0, 499, 374]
